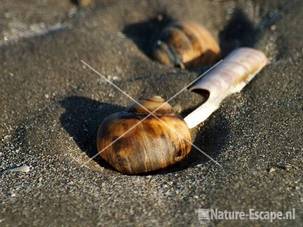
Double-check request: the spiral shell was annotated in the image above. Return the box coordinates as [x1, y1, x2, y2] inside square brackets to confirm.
[96, 96, 191, 174]
[153, 21, 221, 69]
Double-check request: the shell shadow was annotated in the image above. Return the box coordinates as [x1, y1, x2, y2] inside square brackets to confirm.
[189, 113, 230, 168]
[172, 108, 229, 172]
[219, 8, 259, 57]
[59, 96, 125, 169]
[122, 13, 174, 59]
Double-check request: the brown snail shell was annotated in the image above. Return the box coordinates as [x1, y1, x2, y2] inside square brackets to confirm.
[96, 96, 192, 174]
[153, 21, 221, 69]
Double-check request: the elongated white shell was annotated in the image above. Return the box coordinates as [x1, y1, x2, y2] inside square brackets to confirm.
[184, 48, 268, 128]
[1, 164, 30, 174]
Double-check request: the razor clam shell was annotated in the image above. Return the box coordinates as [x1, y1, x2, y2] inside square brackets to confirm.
[184, 48, 268, 128]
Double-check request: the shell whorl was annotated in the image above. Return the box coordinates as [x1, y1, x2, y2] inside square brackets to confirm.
[128, 96, 173, 115]
[96, 96, 192, 174]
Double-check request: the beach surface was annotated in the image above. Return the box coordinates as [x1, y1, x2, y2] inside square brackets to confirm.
[0, 0, 302, 226]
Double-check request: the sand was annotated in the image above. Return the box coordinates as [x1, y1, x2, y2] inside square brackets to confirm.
[0, 0, 302, 226]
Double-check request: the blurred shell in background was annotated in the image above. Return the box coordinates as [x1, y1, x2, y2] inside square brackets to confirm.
[153, 21, 221, 69]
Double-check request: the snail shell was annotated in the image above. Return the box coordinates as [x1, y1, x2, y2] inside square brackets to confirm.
[96, 96, 192, 174]
[153, 21, 221, 69]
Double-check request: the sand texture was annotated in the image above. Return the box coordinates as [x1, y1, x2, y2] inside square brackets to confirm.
[0, 0, 302, 226]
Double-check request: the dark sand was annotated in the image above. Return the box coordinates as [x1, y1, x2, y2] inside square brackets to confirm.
[0, 0, 302, 226]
